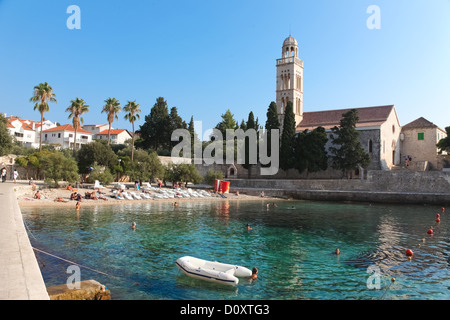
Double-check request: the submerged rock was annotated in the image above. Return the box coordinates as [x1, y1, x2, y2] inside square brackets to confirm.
[47, 280, 110, 300]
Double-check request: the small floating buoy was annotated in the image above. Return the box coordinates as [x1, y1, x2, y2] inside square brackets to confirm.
[427, 228, 433, 235]
[436, 218, 440, 223]
[391, 277, 396, 282]
[437, 213, 440, 218]
[406, 249, 414, 257]
[422, 238, 426, 242]
[442, 207, 445, 213]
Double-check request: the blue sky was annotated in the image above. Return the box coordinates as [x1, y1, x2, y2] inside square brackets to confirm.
[0, 0, 449, 137]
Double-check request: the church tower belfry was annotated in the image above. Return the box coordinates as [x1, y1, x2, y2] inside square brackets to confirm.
[276, 36, 304, 128]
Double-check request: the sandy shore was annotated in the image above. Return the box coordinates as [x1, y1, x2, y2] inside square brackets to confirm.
[13, 180, 270, 209]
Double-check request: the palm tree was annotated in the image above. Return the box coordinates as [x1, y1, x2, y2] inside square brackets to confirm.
[29, 82, 57, 151]
[66, 98, 89, 154]
[123, 100, 141, 161]
[101, 97, 121, 145]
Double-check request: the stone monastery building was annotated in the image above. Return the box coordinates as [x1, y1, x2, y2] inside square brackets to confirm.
[275, 36, 447, 171]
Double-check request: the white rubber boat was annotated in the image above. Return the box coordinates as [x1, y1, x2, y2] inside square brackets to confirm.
[176, 256, 252, 286]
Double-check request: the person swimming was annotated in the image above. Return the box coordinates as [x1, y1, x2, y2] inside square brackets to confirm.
[334, 248, 341, 255]
[246, 224, 252, 231]
[251, 267, 258, 280]
[131, 222, 137, 230]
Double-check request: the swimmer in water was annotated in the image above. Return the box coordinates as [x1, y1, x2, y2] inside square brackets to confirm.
[131, 221, 136, 230]
[334, 248, 341, 255]
[246, 224, 252, 231]
[75, 201, 81, 210]
[251, 267, 258, 280]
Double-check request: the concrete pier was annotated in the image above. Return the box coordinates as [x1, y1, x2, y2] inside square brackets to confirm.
[0, 182, 49, 300]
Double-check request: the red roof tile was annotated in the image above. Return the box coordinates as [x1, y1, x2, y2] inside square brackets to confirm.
[96, 129, 129, 135]
[297, 105, 395, 131]
[42, 124, 92, 134]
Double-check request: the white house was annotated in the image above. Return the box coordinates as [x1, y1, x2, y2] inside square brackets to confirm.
[6, 116, 57, 148]
[95, 129, 132, 145]
[42, 124, 93, 149]
[81, 124, 111, 136]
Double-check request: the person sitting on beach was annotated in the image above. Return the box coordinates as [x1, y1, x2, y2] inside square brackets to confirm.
[54, 197, 68, 203]
[67, 184, 73, 191]
[76, 193, 82, 201]
[260, 191, 265, 198]
[70, 192, 78, 200]
[34, 190, 41, 199]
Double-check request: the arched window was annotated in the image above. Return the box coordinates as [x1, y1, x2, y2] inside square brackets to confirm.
[368, 139, 373, 153]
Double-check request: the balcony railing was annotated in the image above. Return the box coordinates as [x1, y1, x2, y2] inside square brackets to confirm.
[276, 57, 303, 67]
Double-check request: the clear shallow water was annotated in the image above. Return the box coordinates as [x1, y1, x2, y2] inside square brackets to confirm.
[21, 200, 450, 300]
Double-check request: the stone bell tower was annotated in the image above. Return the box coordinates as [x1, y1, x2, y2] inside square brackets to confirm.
[276, 36, 304, 128]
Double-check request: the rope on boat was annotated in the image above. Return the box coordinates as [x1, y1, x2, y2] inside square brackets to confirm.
[32, 247, 111, 277]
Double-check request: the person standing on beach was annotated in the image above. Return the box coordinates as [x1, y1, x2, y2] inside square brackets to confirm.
[1, 167, 6, 183]
[13, 169, 18, 184]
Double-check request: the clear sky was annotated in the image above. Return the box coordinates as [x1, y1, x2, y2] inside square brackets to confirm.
[1, 0, 449, 137]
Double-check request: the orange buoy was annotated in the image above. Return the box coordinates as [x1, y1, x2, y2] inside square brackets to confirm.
[406, 249, 414, 257]
[427, 228, 433, 235]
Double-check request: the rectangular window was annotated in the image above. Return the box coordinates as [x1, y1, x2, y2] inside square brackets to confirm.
[418, 132, 424, 140]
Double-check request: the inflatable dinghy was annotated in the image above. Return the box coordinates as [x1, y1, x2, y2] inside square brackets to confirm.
[176, 256, 252, 286]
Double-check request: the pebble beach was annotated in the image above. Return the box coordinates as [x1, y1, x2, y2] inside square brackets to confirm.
[14, 181, 268, 208]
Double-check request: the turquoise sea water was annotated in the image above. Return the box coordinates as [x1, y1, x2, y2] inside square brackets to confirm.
[22, 199, 450, 300]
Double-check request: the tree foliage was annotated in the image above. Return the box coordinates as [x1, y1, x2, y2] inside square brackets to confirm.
[329, 109, 370, 176]
[0, 114, 13, 156]
[437, 126, 450, 154]
[29, 82, 57, 151]
[77, 140, 118, 173]
[279, 101, 296, 171]
[294, 127, 328, 174]
[139, 97, 170, 151]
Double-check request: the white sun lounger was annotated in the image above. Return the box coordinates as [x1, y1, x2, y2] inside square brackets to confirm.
[123, 192, 134, 200]
[141, 192, 151, 199]
[130, 192, 142, 200]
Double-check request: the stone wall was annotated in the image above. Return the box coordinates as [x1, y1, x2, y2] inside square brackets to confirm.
[227, 170, 450, 204]
[229, 170, 450, 194]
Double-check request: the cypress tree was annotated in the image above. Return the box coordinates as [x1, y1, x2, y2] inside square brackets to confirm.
[279, 101, 296, 171]
[265, 102, 280, 160]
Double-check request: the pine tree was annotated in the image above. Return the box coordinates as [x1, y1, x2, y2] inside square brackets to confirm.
[139, 97, 170, 151]
[329, 109, 370, 177]
[279, 101, 296, 171]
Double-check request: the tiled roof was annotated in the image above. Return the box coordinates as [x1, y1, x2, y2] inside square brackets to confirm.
[96, 129, 129, 135]
[42, 124, 92, 134]
[296, 105, 395, 131]
[402, 117, 438, 130]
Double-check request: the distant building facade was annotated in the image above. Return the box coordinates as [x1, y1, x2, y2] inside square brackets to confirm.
[400, 117, 447, 169]
[42, 124, 93, 149]
[276, 35, 445, 172]
[95, 129, 132, 145]
[5, 115, 57, 148]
